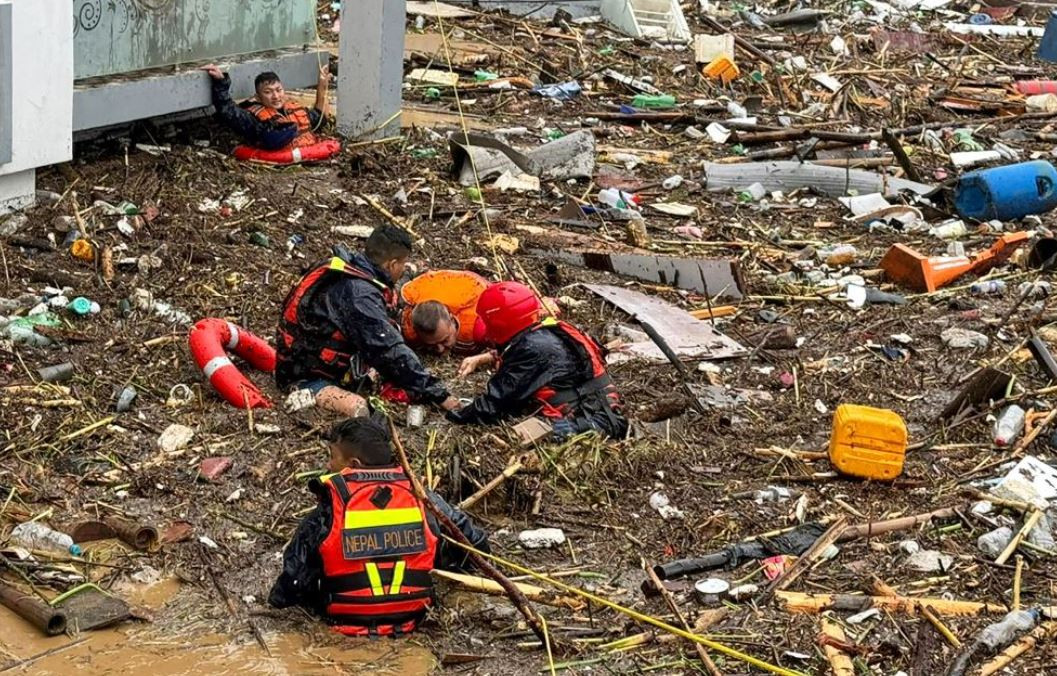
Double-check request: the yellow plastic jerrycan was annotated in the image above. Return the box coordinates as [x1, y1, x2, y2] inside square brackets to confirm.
[828, 404, 908, 481]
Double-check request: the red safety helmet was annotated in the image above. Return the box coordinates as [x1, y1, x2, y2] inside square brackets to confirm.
[475, 281, 541, 345]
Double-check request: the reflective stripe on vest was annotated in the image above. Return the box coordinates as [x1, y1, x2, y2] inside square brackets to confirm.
[315, 469, 437, 634]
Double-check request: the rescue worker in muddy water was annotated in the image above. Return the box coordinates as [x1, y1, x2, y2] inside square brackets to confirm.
[447, 281, 629, 441]
[274, 225, 461, 417]
[201, 63, 331, 151]
[269, 417, 489, 636]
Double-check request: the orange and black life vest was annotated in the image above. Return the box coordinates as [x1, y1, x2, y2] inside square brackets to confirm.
[275, 257, 398, 389]
[502, 318, 623, 421]
[245, 102, 317, 149]
[312, 468, 437, 636]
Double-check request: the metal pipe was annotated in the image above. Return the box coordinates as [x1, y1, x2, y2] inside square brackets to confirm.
[0, 582, 66, 636]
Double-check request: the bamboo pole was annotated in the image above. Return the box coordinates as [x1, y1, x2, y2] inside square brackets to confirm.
[819, 617, 855, 676]
[644, 561, 722, 676]
[838, 506, 964, 541]
[777, 591, 1009, 616]
[996, 510, 1043, 565]
[458, 452, 535, 510]
[977, 620, 1057, 675]
[444, 536, 806, 676]
[430, 569, 584, 610]
[921, 606, 962, 647]
[387, 418, 548, 645]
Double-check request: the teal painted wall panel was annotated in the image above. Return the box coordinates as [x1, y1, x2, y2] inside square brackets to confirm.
[73, 0, 317, 79]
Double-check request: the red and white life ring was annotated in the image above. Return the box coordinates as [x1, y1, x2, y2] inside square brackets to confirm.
[233, 139, 341, 165]
[188, 319, 276, 409]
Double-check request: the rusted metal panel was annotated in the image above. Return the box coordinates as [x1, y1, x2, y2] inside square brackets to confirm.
[73, 0, 317, 79]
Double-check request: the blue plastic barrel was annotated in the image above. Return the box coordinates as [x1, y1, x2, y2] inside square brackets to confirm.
[954, 160, 1057, 222]
[1041, 11, 1057, 62]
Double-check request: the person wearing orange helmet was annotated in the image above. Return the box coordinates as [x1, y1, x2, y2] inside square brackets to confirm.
[446, 281, 627, 441]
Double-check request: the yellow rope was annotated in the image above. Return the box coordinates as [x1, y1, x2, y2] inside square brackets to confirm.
[442, 536, 806, 676]
[540, 614, 557, 676]
[432, 1, 505, 274]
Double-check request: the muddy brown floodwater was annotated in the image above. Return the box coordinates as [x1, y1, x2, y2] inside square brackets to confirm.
[0, 579, 434, 675]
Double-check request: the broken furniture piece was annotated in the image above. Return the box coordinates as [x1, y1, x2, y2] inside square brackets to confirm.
[600, 0, 691, 42]
[880, 232, 1029, 292]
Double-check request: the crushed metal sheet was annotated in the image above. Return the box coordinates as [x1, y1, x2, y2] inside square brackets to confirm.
[543, 249, 745, 300]
[584, 284, 747, 362]
[449, 131, 596, 185]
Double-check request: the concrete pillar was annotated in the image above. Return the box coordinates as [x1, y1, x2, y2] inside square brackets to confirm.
[0, 169, 34, 214]
[337, 0, 405, 139]
[0, 0, 72, 213]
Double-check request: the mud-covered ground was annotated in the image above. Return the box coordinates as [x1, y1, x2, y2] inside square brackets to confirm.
[4, 2, 1057, 675]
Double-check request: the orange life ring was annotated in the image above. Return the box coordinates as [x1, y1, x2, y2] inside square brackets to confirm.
[188, 318, 276, 409]
[233, 139, 341, 165]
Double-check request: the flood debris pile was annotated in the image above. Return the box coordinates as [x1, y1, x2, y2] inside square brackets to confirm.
[6, 0, 1057, 673]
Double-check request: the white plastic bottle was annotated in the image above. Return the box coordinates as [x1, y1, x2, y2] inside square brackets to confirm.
[11, 522, 82, 556]
[993, 405, 1026, 447]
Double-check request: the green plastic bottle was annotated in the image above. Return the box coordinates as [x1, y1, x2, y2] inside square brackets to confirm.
[632, 94, 676, 109]
[474, 70, 498, 82]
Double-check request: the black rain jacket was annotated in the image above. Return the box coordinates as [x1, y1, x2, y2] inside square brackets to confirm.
[446, 327, 628, 439]
[275, 249, 450, 405]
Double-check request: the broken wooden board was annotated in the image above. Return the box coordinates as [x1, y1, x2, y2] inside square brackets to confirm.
[404, 32, 495, 67]
[406, 1, 476, 18]
[402, 106, 489, 130]
[939, 367, 1012, 421]
[550, 250, 745, 300]
[585, 284, 746, 362]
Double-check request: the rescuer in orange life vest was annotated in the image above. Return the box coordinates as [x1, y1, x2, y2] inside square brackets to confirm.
[274, 225, 461, 417]
[269, 417, 489, 636]
[202, 64, 330, 151]
[447, 281, 629, 441]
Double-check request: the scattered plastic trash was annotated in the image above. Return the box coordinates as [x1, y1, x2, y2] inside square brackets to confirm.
[532, 81, 582, 100]
[906, 549, 953, 572]
[518, 527, 567, 549]
[942, 327, 990, 349]
[11, 521, 82, 556]
[649, 491, 685, 520]
[829, 404, 908, 480]
[993, 405, 1026, 447]
[157, 424, 194, 453]
[115, 385, 137, 413]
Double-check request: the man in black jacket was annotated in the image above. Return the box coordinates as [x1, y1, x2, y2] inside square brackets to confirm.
[269, 417, 489, 634]
[201, 64, 330, 150]
[276, 225, 459, 417]
[448, 281, 628, 441]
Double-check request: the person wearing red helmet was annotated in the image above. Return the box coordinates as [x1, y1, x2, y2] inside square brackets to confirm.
[446, 281, 627, 441]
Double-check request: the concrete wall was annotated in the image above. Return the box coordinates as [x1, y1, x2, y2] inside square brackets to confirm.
[337, 0, 405, 139]
[0, 0, 72, 211]
[73, 0, 317, 79]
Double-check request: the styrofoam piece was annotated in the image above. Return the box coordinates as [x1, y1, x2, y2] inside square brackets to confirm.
[601, 0, 691, 42]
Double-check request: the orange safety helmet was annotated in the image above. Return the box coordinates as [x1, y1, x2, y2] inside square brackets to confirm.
[475, 281, 542, 345]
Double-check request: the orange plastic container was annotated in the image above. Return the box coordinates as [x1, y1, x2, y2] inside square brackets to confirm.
[703, 56, 740, 85]
[828, 404, 908, 480]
